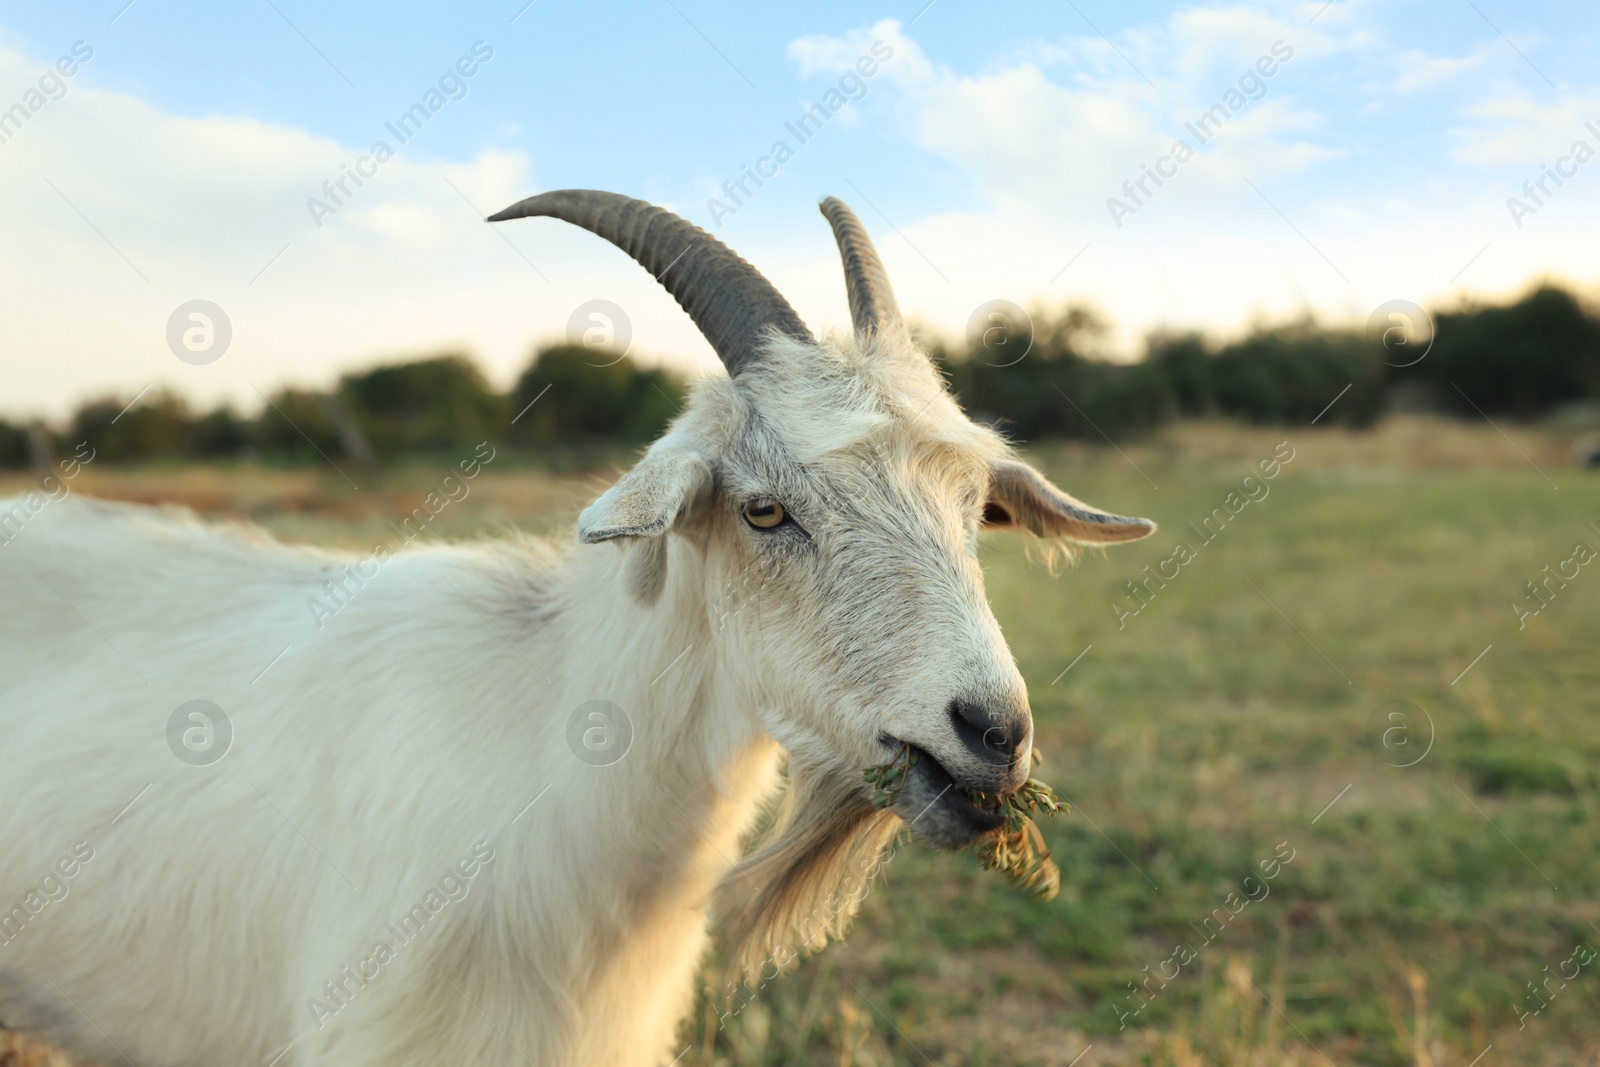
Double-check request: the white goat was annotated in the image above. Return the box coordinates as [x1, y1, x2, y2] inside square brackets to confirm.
[0, 191, 1154, 1067]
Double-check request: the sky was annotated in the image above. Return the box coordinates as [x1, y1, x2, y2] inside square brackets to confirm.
[0, 0, 1596, 418]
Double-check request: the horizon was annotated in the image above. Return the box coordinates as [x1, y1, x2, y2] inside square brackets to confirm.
[6, 273, 1591, 426]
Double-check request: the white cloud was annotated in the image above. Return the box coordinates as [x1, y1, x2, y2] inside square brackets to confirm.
[1389, 45, 1495, 94]
[1450, 91, 1600, 167]
[779, 6, 1600, 354]
[0, 41, 730, 420]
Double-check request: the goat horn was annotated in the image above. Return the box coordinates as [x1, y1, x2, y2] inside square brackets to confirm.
[819, 196, 900, 336]
[488, 190, 811, 374]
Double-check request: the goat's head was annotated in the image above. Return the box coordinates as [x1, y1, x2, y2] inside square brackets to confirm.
[491, 190, 1155, 962]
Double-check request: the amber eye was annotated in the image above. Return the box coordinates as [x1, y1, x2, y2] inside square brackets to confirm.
[742, 500, 786, 530]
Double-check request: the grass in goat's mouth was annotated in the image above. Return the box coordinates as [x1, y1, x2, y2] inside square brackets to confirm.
[865, 744, 1064, 900]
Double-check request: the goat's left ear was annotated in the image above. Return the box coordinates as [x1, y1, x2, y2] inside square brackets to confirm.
[579, 434, 714, 604]
[983, 459, 1156, 544]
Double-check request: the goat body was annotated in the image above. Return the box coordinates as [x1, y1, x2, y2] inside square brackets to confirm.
[0, 190, 1155, 1066]
[0, 494, 774, 1066]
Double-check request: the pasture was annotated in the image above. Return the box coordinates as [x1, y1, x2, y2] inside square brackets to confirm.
[6, 417, 1595, 1067]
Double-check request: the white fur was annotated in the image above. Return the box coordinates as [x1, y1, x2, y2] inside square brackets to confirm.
[0, 328, 1151, 1066]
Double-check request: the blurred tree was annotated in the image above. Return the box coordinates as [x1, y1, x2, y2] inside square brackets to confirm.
[250, 388, 344, 464]
[70, 390, 193, 461]
[1400, 286, 1600, 417]
[1208, 326, 1383, 425]
[939, 304, 1142, 443]
[0, 421, 30, 469]
[1146, 334, 1213, 417]
[338, 354, 504, 459]
[508, 345, 684, 449]
[188, 407, 252, 460]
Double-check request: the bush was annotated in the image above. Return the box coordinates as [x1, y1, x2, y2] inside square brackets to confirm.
[339, 355, 504, 459]
[1398, 286, 1600, 417]
[938, 305, 1169, 443]
[189, 407, 252, 460]
[250, 388, 344, 464]
[507, 346, 684, 449]
[0, 421, 31, 469]
[1206, 326, 1384, 425]
[70, 390, 194, 462]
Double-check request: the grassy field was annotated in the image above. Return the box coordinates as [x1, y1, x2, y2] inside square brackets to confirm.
[7, 417, 1598, 1066]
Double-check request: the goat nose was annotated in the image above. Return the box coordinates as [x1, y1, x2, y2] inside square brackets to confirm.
[947, 699, 1030, 768]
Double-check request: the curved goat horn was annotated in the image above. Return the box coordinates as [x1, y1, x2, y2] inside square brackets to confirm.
[488, 189, 811, 374]
[819, 196, 900, 336]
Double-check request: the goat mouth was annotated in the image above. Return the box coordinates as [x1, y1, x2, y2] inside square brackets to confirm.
[881, 741, 1010, 849]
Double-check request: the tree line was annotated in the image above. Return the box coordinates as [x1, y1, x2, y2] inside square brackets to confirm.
[3, 284, 1596, 469]
[0, 346, 684, 470]
[937, 284, 1600, 441]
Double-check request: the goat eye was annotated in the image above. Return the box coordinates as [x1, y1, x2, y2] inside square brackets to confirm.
[742, 500, 786, 530]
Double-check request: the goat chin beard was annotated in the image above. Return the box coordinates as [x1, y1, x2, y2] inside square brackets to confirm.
[712, 754, 901, 980]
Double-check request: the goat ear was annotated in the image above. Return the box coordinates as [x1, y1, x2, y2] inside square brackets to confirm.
[579, 437, 713, 605]
[984, 459, 1155, 544]
[579, 437, 713, 544]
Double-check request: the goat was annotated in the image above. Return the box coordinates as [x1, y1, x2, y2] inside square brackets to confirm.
[0, 190, 1155, 1067]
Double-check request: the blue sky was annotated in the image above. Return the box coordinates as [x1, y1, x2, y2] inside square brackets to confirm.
[2, 0, 1596, 416]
